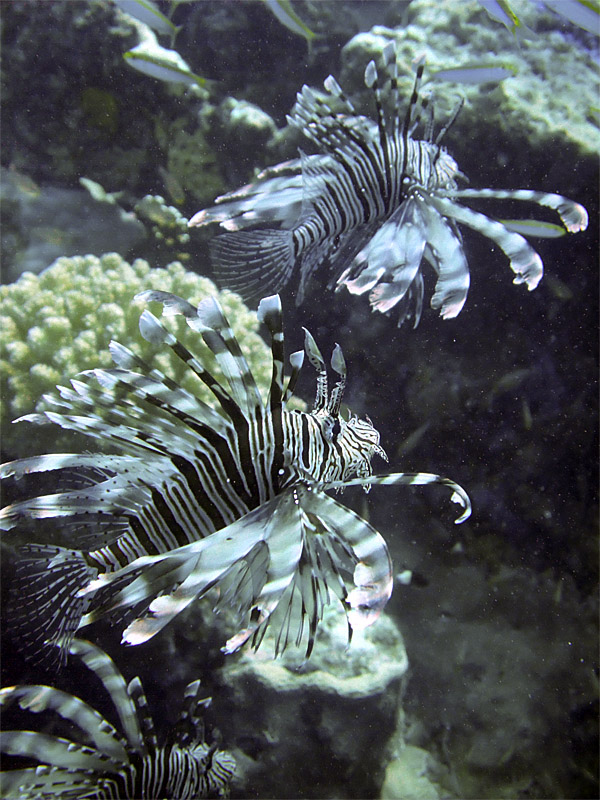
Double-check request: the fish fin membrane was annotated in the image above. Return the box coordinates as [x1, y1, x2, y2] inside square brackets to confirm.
[210, 229, 295, 300]
[7, 544, 96, 668]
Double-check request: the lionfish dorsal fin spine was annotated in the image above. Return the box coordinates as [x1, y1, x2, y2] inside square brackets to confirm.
[127, 676, 157, 754]
[283, 349, 304, 404]
[69, 639, 145, 752]
[257, 294, 285, 411]
[302, 327, 328, 413]
[364, 58, 392, 203]
[138, 305, 248, 427]
[328, 344, 347, 416]
[169, 679, 207, 748]
[0, 684, 128, 763]
[257, 294, 287, 484]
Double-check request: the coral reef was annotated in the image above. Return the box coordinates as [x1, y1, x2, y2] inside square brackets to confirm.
[217, 607, 408, 799]
[384, 545, 599, 799]
[340, 0, 600, 172]
[0, 253, 271, 457]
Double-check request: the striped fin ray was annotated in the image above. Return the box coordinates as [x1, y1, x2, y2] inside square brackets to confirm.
[0, 685, 127, 762]
[138, 291, 264, 416]
[68, 639, 145, 752]
[325, 471, 473, 524]
[0, 766, 100, 799]
[136, 307, 251, 426]
[85, 365, 231, 447]
[189, 164, 306, 231]
[19, 376, 213, 462]
[256, 295, 287, 484]
[75, 480, 395, 659]
[106, 341, 228, 431]
[1, 474, 152, 527]
[127, 678, 157, 753]
[79, 491, 304, 650]
[417, 197, 471, 319]
[283, 350, 305, 404]
[256, 294, 285, 410]
[210, 228, 296, 300]
[298, 486, 393, 631]
[34, 374, 257, 519]
[0, 730, 123, 772]
[430, 195, 544, 290]
[446, 188, 589, 233]
[338, 198, 428, 317]
[6, 545, 96, 667]
[328, 345, 346, 415]
[404, 55, 427, 137]
[303, 327, 329, 412]
[364, 54, 392, 200]
[256, 510, 356, 658]
[166, 680, 211, 749]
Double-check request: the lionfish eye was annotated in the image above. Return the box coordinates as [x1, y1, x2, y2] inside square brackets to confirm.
[331, 418, 341, 442]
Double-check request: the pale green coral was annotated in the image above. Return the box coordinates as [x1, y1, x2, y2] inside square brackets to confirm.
[1, 253, 272, 456]
[134, 194, 191, 245]
[161, 118, 225, 206]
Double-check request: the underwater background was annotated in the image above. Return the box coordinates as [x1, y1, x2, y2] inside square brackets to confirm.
[1, 1, 598, 798]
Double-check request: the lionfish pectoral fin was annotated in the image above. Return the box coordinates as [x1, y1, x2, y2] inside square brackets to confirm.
[340, 201, 428, 318]
[418, 201, 470, 320]
[210, 229, 295, 300]
[220, 491, 304, 655]
[7, 545, 96, 668]
[430, 195, 543, 291]
[297, 489, 394, 632]
[328, 472, 472, 524]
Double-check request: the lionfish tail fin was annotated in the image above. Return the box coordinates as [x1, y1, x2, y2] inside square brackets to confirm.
[210, 229, 295, 299]
[8, 545, 96, 668]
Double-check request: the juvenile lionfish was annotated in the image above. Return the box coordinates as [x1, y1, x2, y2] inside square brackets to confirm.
[0, 638, 235, 799]
[190, 43, 588, 327]
[1, 292, 470, 664]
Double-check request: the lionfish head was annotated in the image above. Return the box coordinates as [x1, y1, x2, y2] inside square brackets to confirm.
[430, 146, 462, 191]
[340, 414, 388, 488]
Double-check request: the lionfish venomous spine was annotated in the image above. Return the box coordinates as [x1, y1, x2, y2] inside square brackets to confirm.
[1, 291, 470, 664]
[0, 638, 235, 799]
[191, 42, 588, 327]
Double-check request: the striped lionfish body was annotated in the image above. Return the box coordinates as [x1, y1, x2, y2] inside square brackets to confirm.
[190, 43, 588, 327]
[0, 638, 235, 799]
[1, 291, 471, 664]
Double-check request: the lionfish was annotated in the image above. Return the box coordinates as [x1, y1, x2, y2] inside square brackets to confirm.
[190, 43, 588, 327]
[0, 291, 470, 665]
[0, 638, 235, 799]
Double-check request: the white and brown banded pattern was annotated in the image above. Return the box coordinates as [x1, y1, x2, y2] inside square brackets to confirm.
[1, 293, 470, 663]
[191, 43, 588, 328]
[0, 639, 235, 799]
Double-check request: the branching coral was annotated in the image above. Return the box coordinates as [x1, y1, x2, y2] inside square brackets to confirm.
[1, 252, 271, 455]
